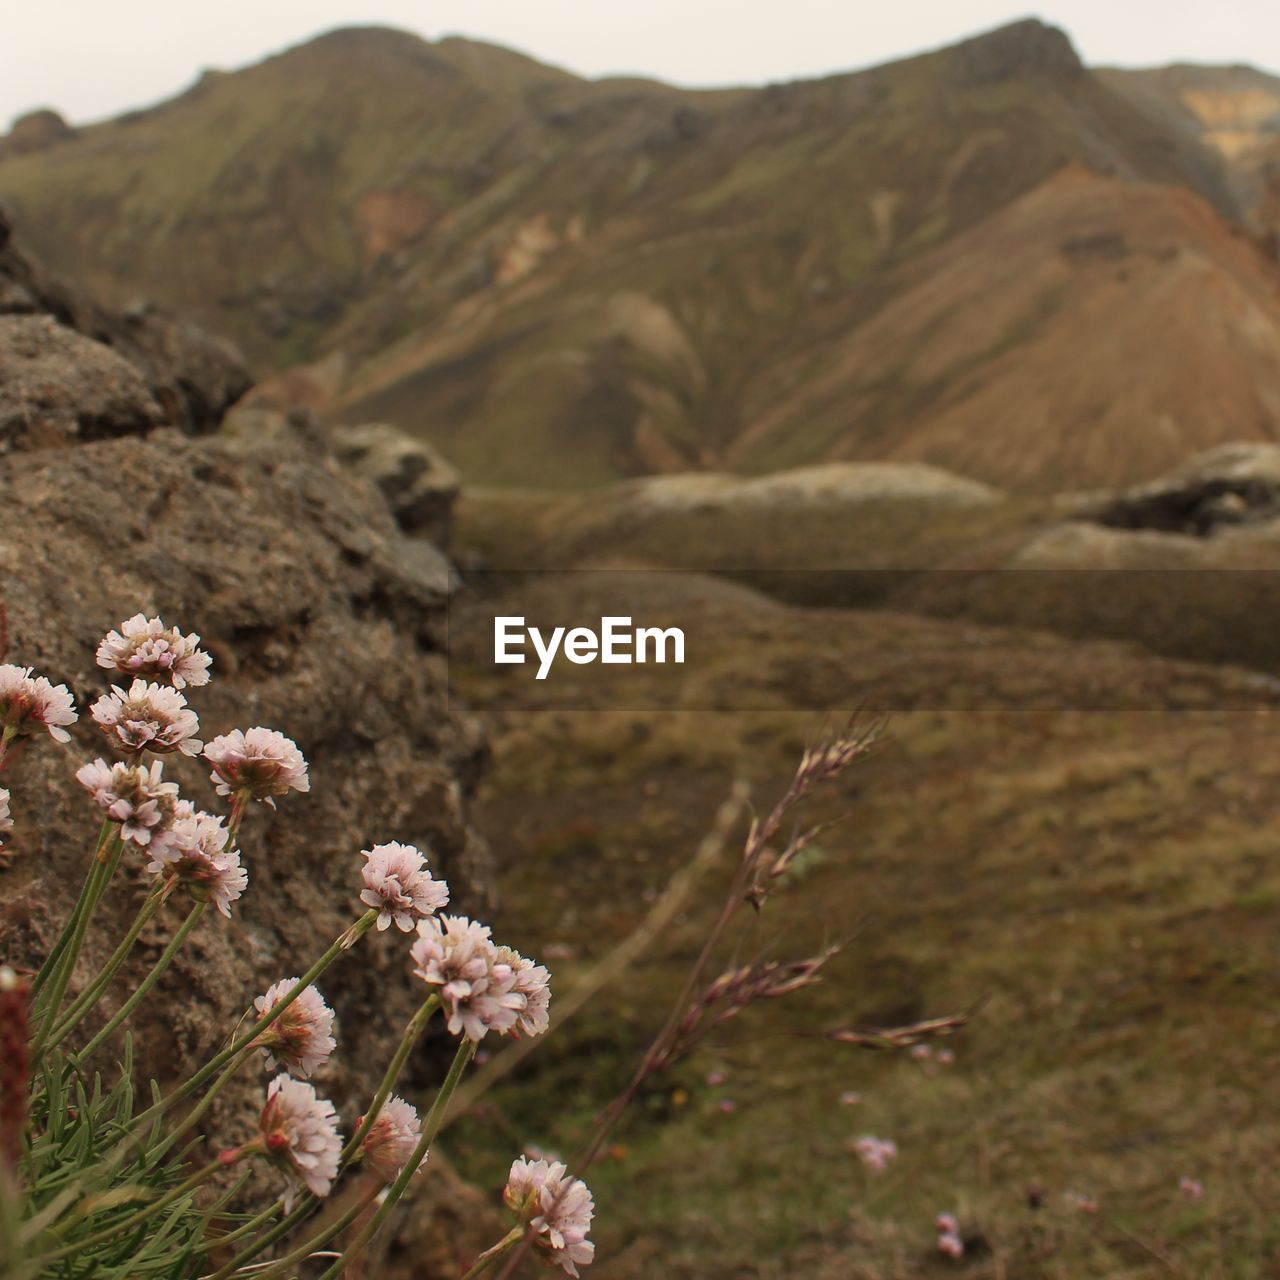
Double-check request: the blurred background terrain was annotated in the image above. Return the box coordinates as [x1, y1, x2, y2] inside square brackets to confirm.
[5, 10, 1280, 1276]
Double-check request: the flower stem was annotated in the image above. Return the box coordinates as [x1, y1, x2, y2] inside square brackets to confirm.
[314, 1037, 476, 1280]
[127, 910, 379, 1136]
[203, 1196, 317, 1280]
[459, 1227, 524, 1280]
[29, 826, 124, 1061]
[72, 900, 205, 1063]
[33, 1155, 225, 1263]
[341, 993, 440, 1166]
[29, 819, 115, 1002]
[45, 878, 167, 1048]
[238, 1183, 382, 1280]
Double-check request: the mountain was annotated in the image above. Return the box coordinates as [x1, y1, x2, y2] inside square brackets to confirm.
[2, 19, 1279, 490]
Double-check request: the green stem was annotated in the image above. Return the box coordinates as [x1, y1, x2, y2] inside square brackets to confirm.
[149, 910, 377, 1118]
[73, 901, 205, 1063]
[203, 1196, 317, 1280]
[459, 1227, 524, 1280]
[30, 829, 124, 1060]
[46, 878, 167, 1047]
[341, 994, 440, 1166]
[314, 1038, 477, 1280]
[148, 1046, 251, 1171]
[33, 1156, 225, 1263]
[30, 819, 115, 1001]
[205, 1196, 284, 1251]
[242, 1184, 381, 1280]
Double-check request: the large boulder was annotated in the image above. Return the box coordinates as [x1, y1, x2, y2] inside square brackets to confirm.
[330, 421, 462, 547]
[0, 203, 251, 433]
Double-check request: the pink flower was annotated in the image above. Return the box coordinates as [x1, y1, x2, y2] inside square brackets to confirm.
[359, 1095, 422, 1183]
[258, 1074, 342, 1201]
[717, 1098, 737, 1114]
[76, 758, 179, 846]
[839, 1090, 862, 1107]
[852, 1135, 898, 1174]
[935, 1213, 959, 1235]
[493, 945, 552, 1038]
[0, 788, 10, 843]
[96, 615, 211, 689]
[1179, 1176, 1204, 1201]
[252, 980, 336, 1079]
[91, 679, 201, 756]
[0, 664, 77, 744]
[938, 1231, 964, 1259]
[146, 807, 246, 916]
[410, 915, 522, 1041]
[936, 1047, 956, 1067]
[705, 1070, 727, 1087]
[359, 842, 449, 932]
[204, 727, 309, 806]
[1074, 1193, 1100, 1214]
[504, 1158, 596, 1277]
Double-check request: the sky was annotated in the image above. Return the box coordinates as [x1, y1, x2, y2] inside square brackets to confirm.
[3, 1, 1279, 130]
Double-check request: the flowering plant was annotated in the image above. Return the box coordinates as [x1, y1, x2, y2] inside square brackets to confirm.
[0, 617, 570, 1280]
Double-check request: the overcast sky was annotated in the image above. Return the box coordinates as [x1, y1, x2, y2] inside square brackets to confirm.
[4, 1, 1278, 130]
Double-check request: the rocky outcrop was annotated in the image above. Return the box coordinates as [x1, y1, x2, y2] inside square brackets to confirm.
[947, 19, 1083, 86]
[330, 422, 462, 546]
[1086, 442, 1280, 535]
[0, 220, 492, 1274]
[0, 204, 251, 433]
[0, 109, 76, 159]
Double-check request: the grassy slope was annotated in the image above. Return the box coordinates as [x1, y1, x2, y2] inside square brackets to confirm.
[445, 571, 1280, 1278]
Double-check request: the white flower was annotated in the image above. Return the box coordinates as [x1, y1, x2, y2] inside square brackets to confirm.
[146, 806, 246, 917]
[0, 788, 10, 843]
[359, 842, 449, 932]
[409, 915, 523, 1041]
[75, 757, 179, 846]
[252, 979, 337, 1079]
[258, 1074, 342, 1201]
[96, 615, 211, 689]
[0, 664, 77, 743]
[359, 1095, 423, 1183]
[504, 1158, 596, 1276]
[493, 946, 552, 1039]
[204, 727, 309, 806]
[91, 679, 201, 756]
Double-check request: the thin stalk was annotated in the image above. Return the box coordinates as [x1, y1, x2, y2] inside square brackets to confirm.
[30, 819, 115, 1001]
[33, 1156, 225, 1263]
[240, 1184, 381, 1280]
[202, 1196, 317, 1280]
[340, 994, 440, 1166]
[47, 878, 167, 1047]
[204, 1196, 284, 1252]
[123, 911, 378, 1149]
[313, 1038, 476, 1280]
[459, 1228, 523, 1280]
[30, 831, 125, 1059]
[74, 901, 205, 1062]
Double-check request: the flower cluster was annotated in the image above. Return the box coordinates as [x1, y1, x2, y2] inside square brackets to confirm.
[935, 1212, 964, 1258]
[410, 915, 552, 1042]
[75, 758, 179, 847]
[145, 805, 247, 917]
[252, 980, 336, 1079]
[0, 663, 77, 744]
[258, 1074, 342, 1202]
[852, 1135, 898, 1174]
[0, 789, 10, 845]
[359, 1095, 422, 1183]
[96, 614, 211, 689]
[504, 1157, 596, 1277]
[91, 679, 202, 757]
[204, 727, 309, 806]
[360, 842, 449, 932]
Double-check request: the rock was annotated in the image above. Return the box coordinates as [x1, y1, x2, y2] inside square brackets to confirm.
[330, 422, 462, 546]
[0, 203, 252, 434]
[1085, 442, 1280, 536]
[947, 19, 1083, 86]
[0, 109, 76, 159]
[0, 314, 165, 450]
[0, 429, 492, 1224]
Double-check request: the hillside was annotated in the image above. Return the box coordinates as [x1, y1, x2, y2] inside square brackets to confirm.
[2, 19, 1278, 490]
